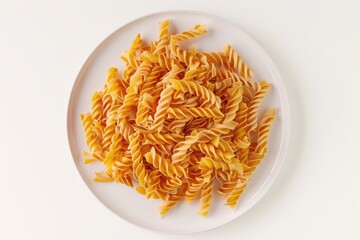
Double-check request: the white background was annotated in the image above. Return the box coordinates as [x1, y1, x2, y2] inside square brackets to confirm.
[1, 0, 359, 239]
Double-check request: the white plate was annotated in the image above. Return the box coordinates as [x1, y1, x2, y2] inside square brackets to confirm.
[67, 10, 290, 234]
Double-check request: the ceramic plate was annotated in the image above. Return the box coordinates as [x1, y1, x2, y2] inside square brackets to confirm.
[67, 10, 290, 234]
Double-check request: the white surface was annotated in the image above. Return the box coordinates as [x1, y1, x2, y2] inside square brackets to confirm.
[1, 0, 359, 239]
[68, 11, 290, 233]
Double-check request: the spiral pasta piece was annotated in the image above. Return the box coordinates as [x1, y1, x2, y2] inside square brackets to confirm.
[121, 34, 143, 70]
[197, 52, 230, 68]
[106, 67, 128, 100]
[171, 79, 221, 108]
[225, 180, 246, 208]
[158, 64, 183, 85]
[222, 83, 243, 123]
[117, 117, 134, 141]
[101, 94, 113, 119]
[223, 44, 253, 82]
[246, 81, 271, 133]
[128, 132, 147, 188]
[158, 193, 183, 216]
[167, 107, 224, 119]
[198, 176, 214, 216]
[144, 147, 179, 178]
[101, 105, 118, 153]
[234, 103, 248, 135]
[113, 170, 134, 187]
[116, 91, 137, 120]
[128, 61, 153, 94]
[185, 177, 206, 203]
[143, 133, 184, 145]
[151, 85, 174, 132]
[193, 143, 229, 165]
[112, 153, 133, 177]
[154, 19, 170, 55]
[171, 134, 199, 164]
[103, 132, 123, 170]
[206, 78, 232, 95]
[217, 175, 238, 196]
[82, 150, 97, 164]
[254, 108, 276, 154]
[170, 95, 200, 108]
[169, 24, 206, 64]
[140, 65, 164, 95]
[94, 171, 113, 182]
[80, 113, 102, 157]
[198, 157, 219, 182]
[158, 53, 176, 71]
[136, 93, 153, 125]
[91, 91, 103, 121]
[171, 24, 207, 42]
[145, 170, 162, 199]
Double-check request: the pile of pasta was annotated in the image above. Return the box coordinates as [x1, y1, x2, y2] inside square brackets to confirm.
[81, 20, 276, 216]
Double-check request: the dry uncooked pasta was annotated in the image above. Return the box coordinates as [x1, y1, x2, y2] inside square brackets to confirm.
[80, 20, 276, 217]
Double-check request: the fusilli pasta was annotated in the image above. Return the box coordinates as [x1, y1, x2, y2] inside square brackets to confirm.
[80, 20, 276, 217]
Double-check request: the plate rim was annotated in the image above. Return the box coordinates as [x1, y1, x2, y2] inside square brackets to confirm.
[67, 9, 291, 234]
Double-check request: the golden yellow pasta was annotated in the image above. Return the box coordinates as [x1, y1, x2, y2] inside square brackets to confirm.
[80, 20, 276, 217]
